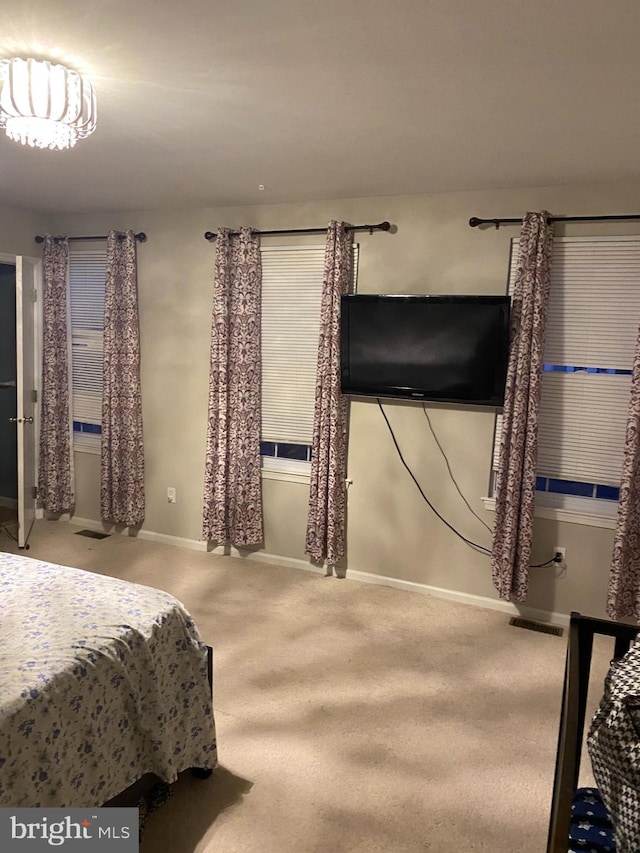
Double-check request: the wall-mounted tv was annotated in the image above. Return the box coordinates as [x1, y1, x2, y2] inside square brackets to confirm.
[340, 294, 510, 406]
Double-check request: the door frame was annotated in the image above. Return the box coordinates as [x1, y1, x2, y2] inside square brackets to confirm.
[0, 251, 43, 524]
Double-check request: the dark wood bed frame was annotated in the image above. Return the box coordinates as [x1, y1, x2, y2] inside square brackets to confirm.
[546, 611, 639, 853]
[190, 644, 214, 780]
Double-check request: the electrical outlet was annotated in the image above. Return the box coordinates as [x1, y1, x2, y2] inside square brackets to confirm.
[554, 546, 566, 568]
[167, 487, 176, 504]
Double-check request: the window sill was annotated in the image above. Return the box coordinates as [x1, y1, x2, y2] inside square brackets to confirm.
[482, 496, 618, 530]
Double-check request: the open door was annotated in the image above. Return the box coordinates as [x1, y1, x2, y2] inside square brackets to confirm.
[15, 256, 38, 550]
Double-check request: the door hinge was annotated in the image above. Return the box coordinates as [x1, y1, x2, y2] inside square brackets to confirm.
[31, 389, 37, 403]
[32, 289, 37, 302]
[31, 486, 38, 499]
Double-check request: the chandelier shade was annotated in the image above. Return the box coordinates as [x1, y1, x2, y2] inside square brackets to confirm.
[0, 58, 97, 150]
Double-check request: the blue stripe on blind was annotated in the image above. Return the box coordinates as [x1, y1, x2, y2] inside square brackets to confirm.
[73, 421, 102, 435]
[260, 441, 311, 461]
[543, 364, 632, 375]
[535, 477, 619, 501]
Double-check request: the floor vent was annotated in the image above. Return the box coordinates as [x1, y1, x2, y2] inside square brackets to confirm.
[509, 617, 564, 637]
[75, 529, 110, 540]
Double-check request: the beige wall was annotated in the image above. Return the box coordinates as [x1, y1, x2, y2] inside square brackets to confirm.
[46, 180, 640, 619]
[0, 206, 47, 259]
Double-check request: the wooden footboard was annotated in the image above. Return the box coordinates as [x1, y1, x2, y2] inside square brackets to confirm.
[206, 644, 213, 695]
[546, 612, 639, 853]
[190, 644, 215, 780]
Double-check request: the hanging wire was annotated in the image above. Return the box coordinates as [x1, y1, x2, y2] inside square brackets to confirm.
[0, 523, 18, 543]
[421, 404, 493, 534]
[378, 400, 492, 555]
[379, 400, 561, 569]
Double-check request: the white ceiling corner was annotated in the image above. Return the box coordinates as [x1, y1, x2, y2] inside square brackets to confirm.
[1, 0, 639, 213]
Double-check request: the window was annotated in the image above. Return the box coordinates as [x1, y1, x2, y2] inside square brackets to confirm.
[69, 250, 106, 453]
[68, 244, 360, 468]
[260, 244, 358, 479]
[489, 236, 640, 525]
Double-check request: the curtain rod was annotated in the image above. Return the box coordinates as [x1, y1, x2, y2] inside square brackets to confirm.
[34, 232, 148, 244]
[469, 214, 640, 230]
[203, 221, 391, 241]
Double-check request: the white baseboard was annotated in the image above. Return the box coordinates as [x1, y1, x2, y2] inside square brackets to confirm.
[60, 515, 568, 627]
[211, 544, 328, 575]
[0, 496, 18, 509]
[340, 567, 570, 627]
[64, 515, 208, 552]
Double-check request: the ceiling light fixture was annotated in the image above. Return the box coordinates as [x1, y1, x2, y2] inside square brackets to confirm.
[0, 57, 97, 150]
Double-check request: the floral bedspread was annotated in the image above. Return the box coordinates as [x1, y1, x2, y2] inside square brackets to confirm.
[0, 551, 217, 807]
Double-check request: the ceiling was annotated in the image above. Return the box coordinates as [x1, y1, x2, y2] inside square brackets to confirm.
[1, 0, 639, 213]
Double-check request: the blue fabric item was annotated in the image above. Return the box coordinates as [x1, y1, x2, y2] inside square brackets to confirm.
[569, 787, 616, 852]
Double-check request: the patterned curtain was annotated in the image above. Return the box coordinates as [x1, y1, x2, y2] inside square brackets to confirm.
[491, 211, 553, 601]
[305, 221, 353, 568]
[608, 327, 640, 619]
[101, 230, 145, 526]
[38, 235, 74, 512]
[202, 228, 263, 546]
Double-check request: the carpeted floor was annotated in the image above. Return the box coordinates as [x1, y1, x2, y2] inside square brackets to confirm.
[0, 521, 615, 852]
[0, 505, 17, 526]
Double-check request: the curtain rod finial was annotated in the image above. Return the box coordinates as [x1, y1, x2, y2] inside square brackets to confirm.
[468, 217, 501, 230]
[366, 221, 391, 234]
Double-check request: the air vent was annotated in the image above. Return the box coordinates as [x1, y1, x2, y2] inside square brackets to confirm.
[75, 529, 110, 540]
[509, 617, 564, 637]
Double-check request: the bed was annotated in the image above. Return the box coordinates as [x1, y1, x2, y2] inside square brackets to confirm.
[0, 551, 217, 807]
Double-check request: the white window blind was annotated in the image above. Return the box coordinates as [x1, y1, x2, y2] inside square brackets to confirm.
[536, 372, 630, 485]
[493, 236, 640, 494]
[69, 251, 106, 446]
[261, 244, 358, 446]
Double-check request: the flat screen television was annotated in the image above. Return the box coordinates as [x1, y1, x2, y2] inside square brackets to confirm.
[340, 294, 510, 406]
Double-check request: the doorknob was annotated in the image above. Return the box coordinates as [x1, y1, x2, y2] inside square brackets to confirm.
[8, 417, 18, 423]
[23, 417, 34, 424]
[8, 417, 33, 424]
